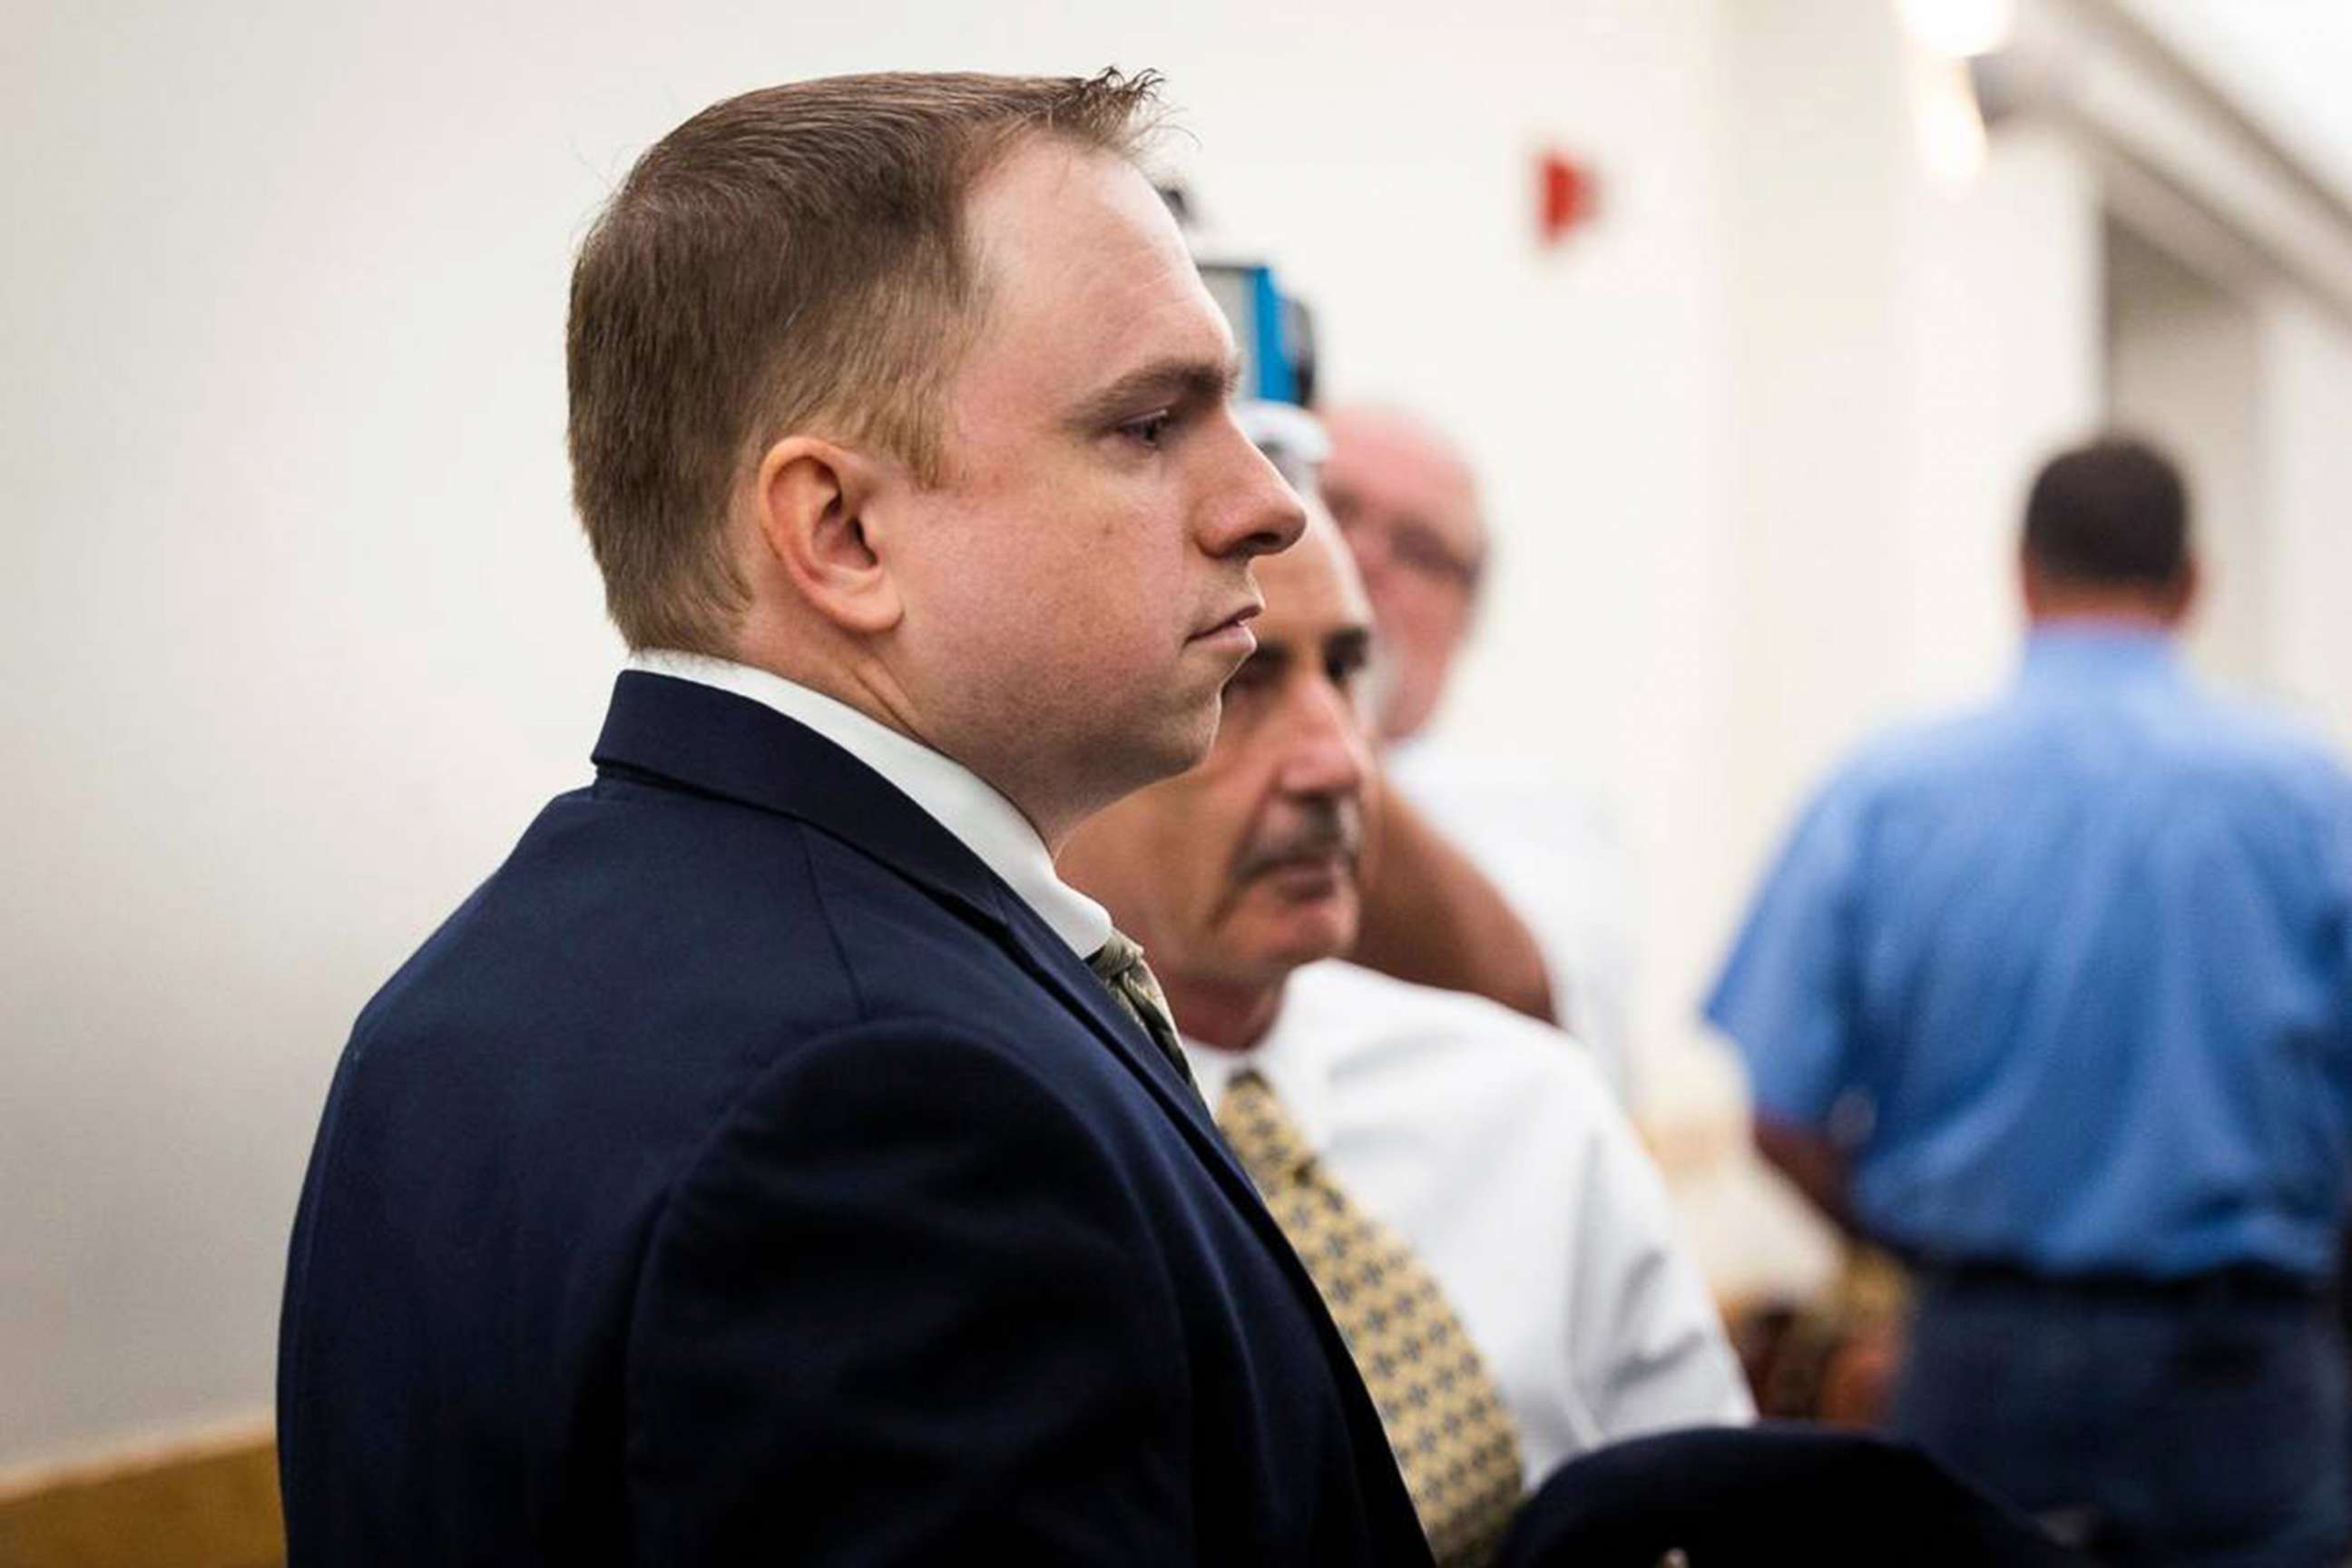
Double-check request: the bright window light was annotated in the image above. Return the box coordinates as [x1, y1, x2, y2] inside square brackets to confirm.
[1914, 51, 1991, 182]
[1897, 0, 2015, 58]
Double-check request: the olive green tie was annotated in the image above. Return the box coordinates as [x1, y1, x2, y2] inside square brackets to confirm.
[1217, 1068, 1524, 1566]
[1086, 930, 1197, 1093]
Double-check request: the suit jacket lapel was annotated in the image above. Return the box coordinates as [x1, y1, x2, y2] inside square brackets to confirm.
[592, 671, 1242, 1174]
[983, 892, 1409, 1466]
[593, 671, 1008, 933]
[986, 883, 1242, 1161]
[594, 671, 1413, 1507]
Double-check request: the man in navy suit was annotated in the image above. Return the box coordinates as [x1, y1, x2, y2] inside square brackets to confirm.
[278, 72, 1431, 1563]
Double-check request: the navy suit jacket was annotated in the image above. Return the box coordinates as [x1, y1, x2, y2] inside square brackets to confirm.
[279, 671, 1430, 1564]
[1496, 1425, 2085, 1567]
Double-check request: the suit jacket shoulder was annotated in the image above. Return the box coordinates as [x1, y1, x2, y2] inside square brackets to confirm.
[279, 672, 1428, 1566]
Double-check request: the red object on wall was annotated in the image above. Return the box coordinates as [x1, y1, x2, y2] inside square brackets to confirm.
[1538, 151, 1597, 246]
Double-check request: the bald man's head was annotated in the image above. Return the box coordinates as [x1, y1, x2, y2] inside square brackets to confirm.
[1319, 405, 1486, 744]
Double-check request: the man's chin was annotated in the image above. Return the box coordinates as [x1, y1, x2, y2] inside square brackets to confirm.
[1264, 927, 1353, 975]
[1256, 859, 1355, 905]
[1235, 895, 1359, 972]
[1082, 697, 1221, 802]
[1152, 695, 1227, 774]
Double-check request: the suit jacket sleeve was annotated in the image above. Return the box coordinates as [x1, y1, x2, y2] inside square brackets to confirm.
[626, 1019, 1197, 1563]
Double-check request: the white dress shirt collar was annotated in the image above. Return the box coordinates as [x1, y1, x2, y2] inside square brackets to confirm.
[1185, 959, 1756, 1478]
[626, 650, 1112, 957]
[1178, 988, 1337, 1151]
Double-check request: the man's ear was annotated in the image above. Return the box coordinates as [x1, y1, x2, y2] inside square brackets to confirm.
[750, 435, 905, 635]
[2160, 555, 2200, 628]
[2017, 547, 2049, 619]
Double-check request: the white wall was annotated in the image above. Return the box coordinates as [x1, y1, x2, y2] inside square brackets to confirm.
[2257, 296, 2352, 750]
[1899, 129, 2104, 710]
[2105, 220, 2269, 688]
[1705, 1, 2102, 1045]
[3, 0, 1740, 1470]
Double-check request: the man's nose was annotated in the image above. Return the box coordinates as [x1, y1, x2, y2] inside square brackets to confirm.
[1278, 678, 1372, 799]
[1200, 423, 1308, 561]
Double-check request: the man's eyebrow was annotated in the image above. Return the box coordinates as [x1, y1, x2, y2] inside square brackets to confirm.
[1327, 626, 1374, 663]
[1064, 354, 1242, 429]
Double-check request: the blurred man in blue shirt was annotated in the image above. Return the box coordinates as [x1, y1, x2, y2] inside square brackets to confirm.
[1707, 436, 2352, 1564]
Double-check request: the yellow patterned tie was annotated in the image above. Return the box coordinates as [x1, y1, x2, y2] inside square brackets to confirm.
[1216, 1069, 1524, 1565]
[1087, 930, 1199, 1093]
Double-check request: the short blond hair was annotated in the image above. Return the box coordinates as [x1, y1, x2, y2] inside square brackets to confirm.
[566, 70, 1167, 652]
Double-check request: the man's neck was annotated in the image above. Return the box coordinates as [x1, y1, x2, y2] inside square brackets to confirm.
[1160, 972, 1284, 1053]
[723, 637, 1087, 848]
[728, 634, 931, 751]
[2020, 568, 2189, 633]
[2028, 604, 2175, 635]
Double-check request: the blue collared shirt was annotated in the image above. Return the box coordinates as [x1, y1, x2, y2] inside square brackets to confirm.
[1707, 624, 2352, 1279]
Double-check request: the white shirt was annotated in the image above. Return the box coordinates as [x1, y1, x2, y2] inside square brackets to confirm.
[1385, 741, 1640, 1102]
[626, 651, 1112, 956]
[1181, 961, 1752, 1487]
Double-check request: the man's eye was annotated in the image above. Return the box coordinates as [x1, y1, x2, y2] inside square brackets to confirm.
[1119, 411, 1175, 448]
